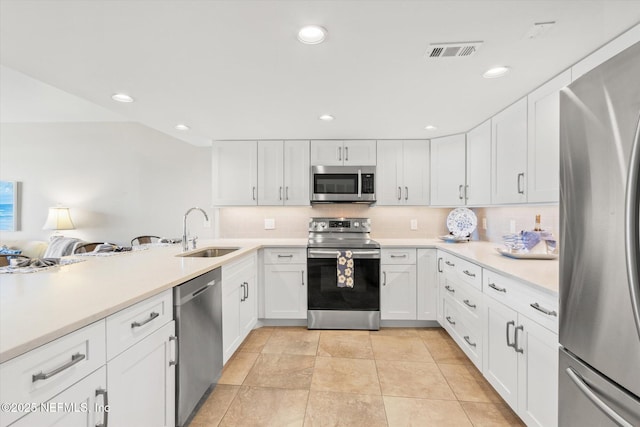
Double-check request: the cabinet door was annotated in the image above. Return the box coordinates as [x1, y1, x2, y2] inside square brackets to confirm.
[257, 140, 284, 205]
[310, 140, 344, 166]
[430, 135, 466, 206]
[283, 140, 310, 205]
[10, 367, 107, 427]
[375, 140, 402, 205]
[466, 119, 492, 205]
[107, 321, 176, 427]
[264, 264, 308, 319]
[222, 281, 242, 364]
[483, 295, 518, 409]
[517, 315, 559, 427]
[491, 98, 528, 204]
[212, 141, 257, 206]
[343, 140, 377, 166]
[402, 140, 430, 205]
[417, 249, 438, 320]
[381, 264, 417, 320]
[239, 266, 258, 339]
[527, 70, 571, 203]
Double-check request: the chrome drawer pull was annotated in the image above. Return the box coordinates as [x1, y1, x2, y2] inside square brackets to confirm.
[95, 388, 109, 427]
[506, 320, 516, 349]
[463, 270, 476, 277]
[445, 260, 455, 267]
[488, 282, 507, 293]
[446, 316, 456, 325]
[32, 353, 86, 382]
[277, 254, 294, 258]
[530, 302, 557, 317]
[463, 336, 477, 347]
[131, 311, 159, 328]
[515, 325, 524, 353]
[390, 254, 408, 258]
[463, 299, 476, 309]
[445, 285, 455, 294]
[437, 257, 443, 273]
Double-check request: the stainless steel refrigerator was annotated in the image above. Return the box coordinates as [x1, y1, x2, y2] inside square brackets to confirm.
[559, 41, 640, 426]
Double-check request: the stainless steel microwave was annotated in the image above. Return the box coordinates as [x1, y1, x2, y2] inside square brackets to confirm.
[310, 165, 376, 203]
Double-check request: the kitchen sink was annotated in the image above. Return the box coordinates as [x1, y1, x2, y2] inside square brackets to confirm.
[177, 247, 240, 258]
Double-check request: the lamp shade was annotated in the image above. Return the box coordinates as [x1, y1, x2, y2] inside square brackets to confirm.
[42, 207, 75, 230]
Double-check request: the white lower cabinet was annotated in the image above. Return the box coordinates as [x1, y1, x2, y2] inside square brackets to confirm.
[381, 248, 417, 320]
[10, 367, 108, 427]
[263, 248, 307, 319]
[483, 286, 558, 427]
[416, 249, 438, 320]
[222, 253, 258, 363]
[107, 321, 176, 427]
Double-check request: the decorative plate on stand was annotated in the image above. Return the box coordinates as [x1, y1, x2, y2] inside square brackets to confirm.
[445, 208, 477, 237]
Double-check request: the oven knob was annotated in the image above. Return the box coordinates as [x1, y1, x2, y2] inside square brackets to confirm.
[319, 221, 327, 230]
[354, 221, 360, 228]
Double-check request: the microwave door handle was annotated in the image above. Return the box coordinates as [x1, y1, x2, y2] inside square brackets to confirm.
[358, 169, 362, 198]
[625, 116, 640, 339]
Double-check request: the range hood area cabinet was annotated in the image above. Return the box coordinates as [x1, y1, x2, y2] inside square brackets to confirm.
[376, 140, 430, 205]
[258, 140, 310, 206]
[212, 140, 310, 207]
[310, 140, 377, 166]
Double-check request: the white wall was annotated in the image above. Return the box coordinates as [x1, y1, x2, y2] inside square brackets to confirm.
[0, 122, 212, 245]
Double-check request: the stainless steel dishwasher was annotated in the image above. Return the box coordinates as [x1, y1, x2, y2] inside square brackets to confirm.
[174, 267, 222, 427]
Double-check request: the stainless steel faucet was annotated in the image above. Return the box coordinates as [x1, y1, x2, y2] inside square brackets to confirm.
[182, 207, 209, 252]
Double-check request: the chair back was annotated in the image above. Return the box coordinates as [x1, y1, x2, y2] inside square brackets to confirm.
[74, 242, 117, 254]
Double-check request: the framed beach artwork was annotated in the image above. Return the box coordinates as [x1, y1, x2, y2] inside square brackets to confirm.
[0, 181, 20, 231]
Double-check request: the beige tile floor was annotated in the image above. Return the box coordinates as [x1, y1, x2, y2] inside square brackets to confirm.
[189, 327, 525, 427]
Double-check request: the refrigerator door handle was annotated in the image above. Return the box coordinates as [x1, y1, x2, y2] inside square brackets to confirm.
[625, 116, 640, 340]
[566, 367, 634, 427]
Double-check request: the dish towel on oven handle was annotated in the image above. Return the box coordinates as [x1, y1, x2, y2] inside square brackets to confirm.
[337, 250, 354, 288]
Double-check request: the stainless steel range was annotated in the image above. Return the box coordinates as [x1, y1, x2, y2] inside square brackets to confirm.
[307, 217, 380, 330]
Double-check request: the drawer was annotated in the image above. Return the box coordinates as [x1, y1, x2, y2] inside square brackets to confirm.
[106, 289, 172, 360]
[381, 248, 416, 264]
[483, 269, 559, 333]
[223, 252, 257, 282]
[441, 253, 482, 291]
[0, 320, 106, 427]
[442, 298, 482, 370]
[263, 247, 306, 264]
[455, 282, 483, 322]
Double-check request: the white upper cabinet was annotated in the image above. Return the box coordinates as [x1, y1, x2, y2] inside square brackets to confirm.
[258, 140, 309, 206]
[377, 140, 429, 205]
[527, 70, 571, 203]
[466, 119, 492, 206]
[430, 134, 466, 206]
[310, 140, 376, 166]
[491, 97, 528, 204]
[212, 140, 258, 206]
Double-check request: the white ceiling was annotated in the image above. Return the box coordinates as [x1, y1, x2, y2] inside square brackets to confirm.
[1, 0, 639, 146]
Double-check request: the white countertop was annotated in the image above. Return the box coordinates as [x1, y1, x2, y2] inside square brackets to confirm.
[0, 237, 557, 363]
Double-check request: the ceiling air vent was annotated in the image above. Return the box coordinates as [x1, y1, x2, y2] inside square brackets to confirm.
[425, 41, 483, 59]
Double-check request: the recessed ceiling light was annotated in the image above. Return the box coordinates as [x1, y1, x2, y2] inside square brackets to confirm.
[319, 114, 334, 121]
[298, 25, 327, 44]
[483, 66, 511, 79]
[175, 124, 190, 131]
[111, 93, 134, 103]
[424, 125, 437, 130]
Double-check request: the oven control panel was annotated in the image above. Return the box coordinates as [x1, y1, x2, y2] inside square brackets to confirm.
[309, 217, 371, 232]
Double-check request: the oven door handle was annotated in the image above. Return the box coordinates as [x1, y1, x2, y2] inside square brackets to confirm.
[357, 169, 362, 199]
[307, 249, 381, 259]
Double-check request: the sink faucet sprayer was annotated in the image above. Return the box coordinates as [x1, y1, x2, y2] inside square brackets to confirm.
[182, 207, 209, 252]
